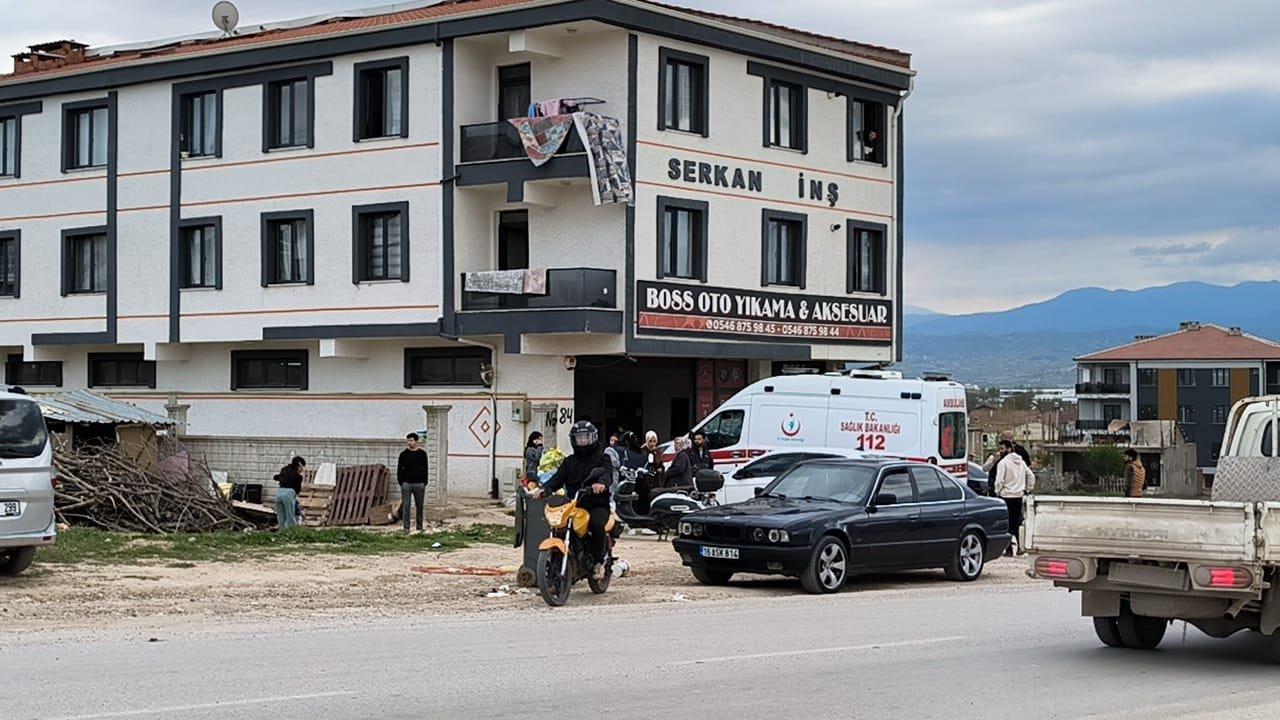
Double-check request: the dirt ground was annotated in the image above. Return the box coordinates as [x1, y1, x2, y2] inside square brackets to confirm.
[0, 502, 1039, 635]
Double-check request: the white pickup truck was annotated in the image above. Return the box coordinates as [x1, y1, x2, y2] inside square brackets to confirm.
[1025, 396, 1280, 657]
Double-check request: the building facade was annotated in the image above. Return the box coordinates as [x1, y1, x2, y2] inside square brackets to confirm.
[0, 0, 913, 496]
[1075, 323, 1280, 478]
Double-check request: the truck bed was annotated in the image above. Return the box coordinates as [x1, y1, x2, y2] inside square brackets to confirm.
[1024, 496, 1258, 565]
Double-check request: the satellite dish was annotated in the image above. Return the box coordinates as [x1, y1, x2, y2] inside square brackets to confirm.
[212, 1, 240, 35]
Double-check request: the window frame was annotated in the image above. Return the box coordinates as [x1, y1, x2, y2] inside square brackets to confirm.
[179, 89, 222, 159]
[876, 468, 917, 505]
[1178, 404, 1197, 425]
[1178, 369, 1197, 388]
[353, 57, 409, 142]
[0, 115, 18, 177]
[658, 47, 710, 137]
[764, 78, 807, 152]
[939, 411, 967, 460]
[178, 217, 222, 290]
[61, 98, 110, 172]
[847, 96, 887, 166]
[846, 219, 888, 295]
[352, 201, 410, 284]
[262, 77, 315, 151]
[404, 347, 491, 388]
[910, 466, 950, 503]
[1212, 405, 1227, 425]
[1211, 369, 1230, 388]
[60, 225, 109, 296]
[1138, 368, 1157, 387]
[655, 196, 708, 282]
[5, 354, 61, 387]
[0, 229, 18, 298]
[260, 210, 315, 286]
[760, 209, 807, 288]
[699, 408, 745, 450]
[231, 349, 309, 391]
[87, 352, 156, 389]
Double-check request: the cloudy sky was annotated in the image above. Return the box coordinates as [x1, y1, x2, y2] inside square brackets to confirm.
[4, 1, 1277, 313]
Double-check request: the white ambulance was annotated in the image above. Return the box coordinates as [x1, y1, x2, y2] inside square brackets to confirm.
[688, 370, 969, 479]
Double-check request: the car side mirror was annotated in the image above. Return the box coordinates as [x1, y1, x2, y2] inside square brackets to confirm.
[754, 487, 765, 497]
[874, 492, 897, 507]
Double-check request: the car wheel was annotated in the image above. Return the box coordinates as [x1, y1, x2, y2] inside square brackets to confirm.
[691, 567, 733, 586]
[1093, 617, 1125, 648]
[800, 536, 848, 594]
[0, 547, 35, 576]
[1117, 603, 1167, 650]
[945, 531, 985, 582]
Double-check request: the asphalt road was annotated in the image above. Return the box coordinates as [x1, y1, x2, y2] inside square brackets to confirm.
[7, 582, 1280, 720]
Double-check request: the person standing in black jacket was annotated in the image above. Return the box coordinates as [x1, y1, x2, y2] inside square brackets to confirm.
[398, 433, 430, 533]
[274, 456, 306, 530]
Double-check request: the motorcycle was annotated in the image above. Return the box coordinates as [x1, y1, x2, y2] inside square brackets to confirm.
[535, 469, 620, 607]
[615, 461, 724, 540]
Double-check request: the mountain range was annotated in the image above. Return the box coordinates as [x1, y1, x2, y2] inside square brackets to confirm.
[899, 281, 1280, 388]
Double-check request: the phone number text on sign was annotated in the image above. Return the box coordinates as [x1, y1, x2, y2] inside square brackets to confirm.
[704, 318, 849, 339]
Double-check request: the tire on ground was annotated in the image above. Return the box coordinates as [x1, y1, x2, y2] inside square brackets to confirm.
[800, 535, 848, 595]
[0, 547, 35, 576]
[691, 567, 732, 586]
[1116, 604, 1167, 650]
[945, 531, 985, 582]
[1093, 617, 1125, 648]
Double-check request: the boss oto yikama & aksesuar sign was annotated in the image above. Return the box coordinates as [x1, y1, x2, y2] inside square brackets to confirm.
[637, 281, 893, 344]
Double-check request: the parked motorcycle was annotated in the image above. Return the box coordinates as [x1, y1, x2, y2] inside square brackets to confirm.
[615, 461, 724, 540]
[534, 469, 620, 607]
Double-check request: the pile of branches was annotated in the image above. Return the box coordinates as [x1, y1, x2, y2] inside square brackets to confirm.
[54, 444, 251, 533]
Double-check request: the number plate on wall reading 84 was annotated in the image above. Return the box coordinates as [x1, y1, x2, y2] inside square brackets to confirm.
[1, 501, 20, 517]
[700, 546, 739, 559]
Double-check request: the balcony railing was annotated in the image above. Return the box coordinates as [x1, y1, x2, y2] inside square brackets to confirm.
[1058, 420, 1130, 444]
[459, 121, 586, 164]
[461, 268, 616, 311]
[1076, 419, 1124, 431]
[1076, 382, 1130, 395]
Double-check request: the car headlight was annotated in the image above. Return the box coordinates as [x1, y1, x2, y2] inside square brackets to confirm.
[692, 523, 704, 538]
[752, 528, 766, 542]
[679, 521, 693, 537]
[767, 529, 789, 544]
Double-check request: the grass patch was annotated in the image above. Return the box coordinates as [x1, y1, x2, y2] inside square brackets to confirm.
[38, 524, 516, 567]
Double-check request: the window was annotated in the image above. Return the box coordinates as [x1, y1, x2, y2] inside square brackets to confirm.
[848, 98, 884, 164]
[88, 353, 155, 388]
[353, 203, 408, 282]
[877, 470, 914, 504]
[0, 116, 16, 176]
[1103, 404, 1124, 422]
[1178, 369, 1196, 387]
[698, 409, 745, 450]
[736, 453, 807, 480]
[5, 355, 61, 387]
[761, 210, 806, 287]
[1178, 405, 1197, 424]
[179, 219, 220, 289]
[937, 469, 965, 501]
[498, 210, 528, 271]
[910, 467, 948, 503]
[847, 222, 886, 294]
[63, 101, 109, 170]
[1212, 369, 1230, 387]
[1138, 369, 1157, 387]
[766, 79, 805, 151]
[659, 48, 709, 136]
[260, 211, 314, 285]
[404, 348, 490, 388]
[1138, 404, 1158, 420]
[497, 64, 531, 121]
[0, 231, 17, 297]
[61, 228, 107, 295]
[1103, 368, 1123, 386]
[265, 78, 311, 150]
[232, 350, 308, 390]
[1211, 441, 1222, 462]
[180, 91, 219, 158]
[1212, 405, 1227, 425]
[657, 197, 707, 281]
[354, 58, 408, 141]
[939, 412, 967, 460]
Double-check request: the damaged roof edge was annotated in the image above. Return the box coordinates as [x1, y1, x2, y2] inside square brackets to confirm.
[37, 389, 175, 426]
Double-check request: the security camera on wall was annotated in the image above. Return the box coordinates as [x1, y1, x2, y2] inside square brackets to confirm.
[564, 356, 577, 372]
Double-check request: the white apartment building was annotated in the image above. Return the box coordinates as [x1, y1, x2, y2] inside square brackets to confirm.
[0, 0, 914, 496]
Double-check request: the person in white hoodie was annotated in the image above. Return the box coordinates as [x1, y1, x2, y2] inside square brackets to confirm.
[994, 440, 1034, 556]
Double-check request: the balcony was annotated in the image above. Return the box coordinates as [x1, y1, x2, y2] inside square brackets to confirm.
[1076, 382, 1130, 395]
[1057, 420, 1130, 444]
[461, 268, 616, 311]
[1076, 419, 1122, 431]
[459, 121, 586, 164]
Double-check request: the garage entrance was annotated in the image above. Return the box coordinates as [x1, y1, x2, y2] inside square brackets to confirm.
[574, 357, 747, 441]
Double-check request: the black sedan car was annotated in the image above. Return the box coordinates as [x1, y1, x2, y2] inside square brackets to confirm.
[672, 458, 1011, 594]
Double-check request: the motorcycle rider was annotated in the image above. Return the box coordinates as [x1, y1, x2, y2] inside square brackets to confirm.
[531, 421, 615, 580]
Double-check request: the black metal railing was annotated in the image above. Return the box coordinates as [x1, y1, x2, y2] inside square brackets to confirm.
[1076, 382, 1130, 395]
[1076, 419, 1121, 431]
[461, 268, 616, 311]
[459, 121, 586, 164]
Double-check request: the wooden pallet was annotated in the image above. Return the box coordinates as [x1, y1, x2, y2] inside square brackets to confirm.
[298, 484, 334, 527]
[327, 464, 390, 526]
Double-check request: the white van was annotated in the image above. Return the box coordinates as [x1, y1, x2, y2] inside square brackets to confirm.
[688, 370, 969, 479]
[0, 390, 57, 575]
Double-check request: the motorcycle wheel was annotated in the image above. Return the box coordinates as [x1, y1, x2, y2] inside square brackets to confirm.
[588, 564, 612, 594]
[536, 549, 572, 607]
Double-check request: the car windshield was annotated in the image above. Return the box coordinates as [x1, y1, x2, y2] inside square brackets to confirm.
[0, 399, 49, 459]
[762, 464, 876, 503]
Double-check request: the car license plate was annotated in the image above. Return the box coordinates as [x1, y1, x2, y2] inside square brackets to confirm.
[700, 546, 739, 560]
[0, 501, 19, 518]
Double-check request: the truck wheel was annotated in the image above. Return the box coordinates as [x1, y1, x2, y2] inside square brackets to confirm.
[1117, 605, 1167, 650]
[945, 532, 985, 582]
[1093, 617, 1125, 648]
[691, 567, 732, 586]
[800, 536, 848, 594]
[0, 547, 35, 576]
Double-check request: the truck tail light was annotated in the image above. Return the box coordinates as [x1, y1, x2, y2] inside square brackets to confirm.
[1194, 566, 1253, 589]
[1034, 557, 1084, 580]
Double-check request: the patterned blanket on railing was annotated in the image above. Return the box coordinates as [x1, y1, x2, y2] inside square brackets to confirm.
[573, 112, 633, 206]
[507, 115, 575, 167]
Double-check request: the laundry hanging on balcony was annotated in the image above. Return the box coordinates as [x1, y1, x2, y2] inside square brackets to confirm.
[506, 110, 633, 207]
[464, 268, 548, 295]
[507, 115, 576, 167]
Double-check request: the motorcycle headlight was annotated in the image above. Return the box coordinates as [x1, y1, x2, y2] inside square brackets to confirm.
[679, 521, 693, 537]
[752, 528, 766, 543]
[768, 529, 789, 544]
[692, 523, 704, 538]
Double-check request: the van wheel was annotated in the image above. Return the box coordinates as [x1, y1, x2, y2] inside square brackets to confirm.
[1093, 617, 1125, 648]
[800, 537, 848, 594]
[691, 567, 732, 586]
[1117, 604, 1167, 650]
[945, 532, 985, 582]
[0, 547, 35, 576]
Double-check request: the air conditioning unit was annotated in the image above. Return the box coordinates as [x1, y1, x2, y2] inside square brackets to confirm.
[510, 401, 532, 423]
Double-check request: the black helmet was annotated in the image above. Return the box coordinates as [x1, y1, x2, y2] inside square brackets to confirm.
[569, 421, 599, 457]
